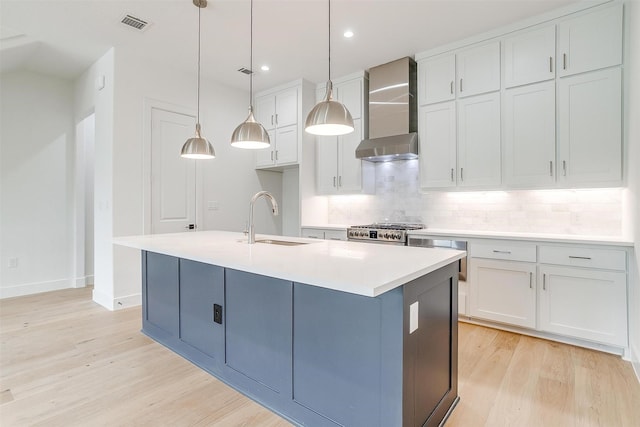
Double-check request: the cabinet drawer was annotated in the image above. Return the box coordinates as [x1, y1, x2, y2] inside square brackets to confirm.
[301, 229, 324, 239]
[470, 240, 536, 262]
[324, 230, 347, 241]
[538, 245, 626, 271]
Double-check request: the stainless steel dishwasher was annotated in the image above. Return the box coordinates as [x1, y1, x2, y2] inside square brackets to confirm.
[407, 236, 468, 282]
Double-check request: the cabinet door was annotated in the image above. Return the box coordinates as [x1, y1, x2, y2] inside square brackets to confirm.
[144, 252, 179, 337]
[504, 25, 555, 88]
[336, 78, 362, 119]
[274, 125, 298, 165]
[301, 228, 325, 239]
[469, 259, 536, 328]
[255, 94, 275, 131]
[275, 87, 298, 128]
[558, 68, 621, 185]
[457, 92, 501, 187]
[316, 135, 339, 194]
[419, 101, 457, 189]
[225, 270, 293, 394]
[419, 54, 456, 105]
[457, 41, 500, 98]
[557, 4, 623, 77]
[179, 259, 224, 360]
[539, 265, 627, 346]
[255, 130, 275, 168]
[338, 118, 364, 192]
[504, 81, 556, 188]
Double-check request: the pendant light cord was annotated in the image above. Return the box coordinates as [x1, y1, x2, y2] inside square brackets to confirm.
[328, 0, 331, 82]
[249, 0, 253, 107]
[197, 4, 202, 125]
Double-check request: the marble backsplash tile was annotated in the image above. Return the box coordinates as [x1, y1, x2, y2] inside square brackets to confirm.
[328, 159, 623, 236]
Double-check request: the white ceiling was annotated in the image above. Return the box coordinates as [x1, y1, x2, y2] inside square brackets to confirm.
[1, 0, 589, 92]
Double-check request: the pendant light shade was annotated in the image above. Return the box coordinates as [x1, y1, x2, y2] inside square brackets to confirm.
[181, 0, 215, 159]
[230, 0, 271, 149]
[305, 0, 354, 136]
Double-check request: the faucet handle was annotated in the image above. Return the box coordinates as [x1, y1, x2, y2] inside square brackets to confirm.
[243, 221, 249, 236]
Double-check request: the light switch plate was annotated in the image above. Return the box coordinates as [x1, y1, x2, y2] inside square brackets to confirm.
[409, 301, 419, 333]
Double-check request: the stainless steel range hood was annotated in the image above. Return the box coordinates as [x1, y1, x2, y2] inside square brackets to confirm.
[356, 57, 418, 162]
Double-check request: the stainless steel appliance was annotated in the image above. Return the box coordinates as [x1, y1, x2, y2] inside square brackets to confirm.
[347, 223, 425, 245]
[407, 236, 468, 282]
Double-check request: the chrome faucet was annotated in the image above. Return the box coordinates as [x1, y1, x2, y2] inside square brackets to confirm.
[247, 191, 279, 244]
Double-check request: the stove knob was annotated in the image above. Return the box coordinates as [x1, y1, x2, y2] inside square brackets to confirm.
[384, 233, 390, 239]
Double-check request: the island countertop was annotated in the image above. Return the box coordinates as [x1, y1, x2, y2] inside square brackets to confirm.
[114, 230, 465, 297]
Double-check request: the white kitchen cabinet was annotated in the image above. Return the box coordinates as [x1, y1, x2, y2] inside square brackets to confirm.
[539, 265, 627, 347]
[557, 4, 623, 77]
[419, 54, 456, 105]
[457, 91, 501, 187]
[419, 101, 457, 189]
[558, 67, 622, 186]
[255, 83, 305, 169]
[504, 80, 556, 188]
[300, 227, 347, 241]
[456, 41, 500, 98]
[335, 78, 363, 119]
[470, 258, 536, 329]
[503, 25, 555, 88]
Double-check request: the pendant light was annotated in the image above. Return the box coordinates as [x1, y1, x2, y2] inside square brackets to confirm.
[181, 0, 215, 159]
[230, 0, 270, 149]
[304, 0, 354, 136]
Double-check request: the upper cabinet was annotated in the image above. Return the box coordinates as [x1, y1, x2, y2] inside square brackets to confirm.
[419, 54, 456, 105]
[456, 41, 501, 98]
[557, 4, 623, 77]
[503, 26, 556, 88]
[254, 80, 314, 170]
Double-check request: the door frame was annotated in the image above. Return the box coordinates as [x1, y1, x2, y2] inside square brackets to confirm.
[142, 98, 202, 235]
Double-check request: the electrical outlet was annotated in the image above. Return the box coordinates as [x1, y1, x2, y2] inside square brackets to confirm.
[8, 257, 18, 268]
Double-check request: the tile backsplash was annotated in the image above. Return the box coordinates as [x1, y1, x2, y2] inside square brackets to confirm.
[328, 159, 623, 236]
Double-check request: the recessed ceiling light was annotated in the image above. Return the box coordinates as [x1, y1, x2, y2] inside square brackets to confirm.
[343, 30, 354, 38]
[261, 65, 270, 71]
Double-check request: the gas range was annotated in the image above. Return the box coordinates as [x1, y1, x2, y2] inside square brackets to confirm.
[347, 223, 426, 245]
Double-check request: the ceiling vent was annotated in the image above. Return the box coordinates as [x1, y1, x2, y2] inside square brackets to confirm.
[120, 14, 150, 31]
[238, 67, 253, 75]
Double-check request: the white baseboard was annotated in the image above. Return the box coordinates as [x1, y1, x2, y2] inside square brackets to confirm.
[0, 278, 72, 299]
[632, 342, 640, 385]
[92, 289, 141, 311]
[73, 275, 94, 288]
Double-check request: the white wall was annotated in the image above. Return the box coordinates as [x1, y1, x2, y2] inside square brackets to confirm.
[625, 0, 640, 380]
[0, 70, 76, 297]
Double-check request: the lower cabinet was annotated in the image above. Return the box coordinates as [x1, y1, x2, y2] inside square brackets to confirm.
[300, 227, 348, 241]
[144, 252, 179, 338]
[538, 265, 627, 347]
[469, 259, 536, 328]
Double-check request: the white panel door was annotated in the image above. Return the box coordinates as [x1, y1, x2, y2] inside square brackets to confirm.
[456, 41, 501, 98]
[338, 119, 363, 192]
[316, 135, 339, 194]
[151, 108, 196, 234]
[457, 92, 501, 187]
[470, 259, 536, 329]
[558, 68, 622, 185]
[419, 102, 457, 189]
[557, 4, 623, 77]
[419, 54, 456, 105]
[256, 130, 276, 168]
[336, 79, 363, 119]
[274, 125, 298, 165]
[255, 94, 276, 131]
[503, 25, 556, 88]
[275, 87, 298, 128]
[539, 265, 627, 346]
[504, 81, 556, 188]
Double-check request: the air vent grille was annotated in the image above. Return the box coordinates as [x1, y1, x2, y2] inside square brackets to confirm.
[120, 14, 149, 31]
[238, 67, 253, 75]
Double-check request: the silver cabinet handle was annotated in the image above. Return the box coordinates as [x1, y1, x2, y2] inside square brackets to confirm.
[450, 81, 454, 95]
[460, 167, 464, 182]
[563, 53, 567, 70]
[307, 235, 319, 239]
[275, 150, 279, 161]
[549, 161, 553, 177]
[459, 78, 463, 93]
[333, 176, 337, 187]
[529, 272, 533, 289]
[270, 151, 274, 161]
[275, 113, 278, 125]
[562, 160, 567, 176]
[492, 250, 512, 254]
[549, 57, 553, 73]
[328, 237, 342, 241]
[451, 168, 454, 182]
[569, 256, 592, 260]
[338, 176, 342, 187]
[271, 115, 274, 125]
[543, 274, 546, 290]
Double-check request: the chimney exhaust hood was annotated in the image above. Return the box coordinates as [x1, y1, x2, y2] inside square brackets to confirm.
[356, 57, 418, 162]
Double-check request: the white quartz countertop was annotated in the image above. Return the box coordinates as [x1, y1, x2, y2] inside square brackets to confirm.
[114, 231, 465, 297]
[300, 224, 350, 231]
[407, 228, 633, 247]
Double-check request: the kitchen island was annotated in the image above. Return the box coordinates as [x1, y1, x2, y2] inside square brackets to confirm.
[114, 231, 466, 427]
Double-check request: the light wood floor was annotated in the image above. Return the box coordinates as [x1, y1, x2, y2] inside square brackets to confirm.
[1, 287, 639, 426]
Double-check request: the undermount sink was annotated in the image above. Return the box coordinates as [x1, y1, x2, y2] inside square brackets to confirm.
[256, 239, 309, 246]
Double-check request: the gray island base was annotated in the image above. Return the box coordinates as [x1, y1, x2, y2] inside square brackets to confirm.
[141, 250, 459, 427]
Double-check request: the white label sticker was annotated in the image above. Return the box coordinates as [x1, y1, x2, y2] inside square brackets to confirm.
[409, 301, 419, 334]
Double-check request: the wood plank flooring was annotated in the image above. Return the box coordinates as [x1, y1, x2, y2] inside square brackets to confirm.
[1, 287, 639, 426]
